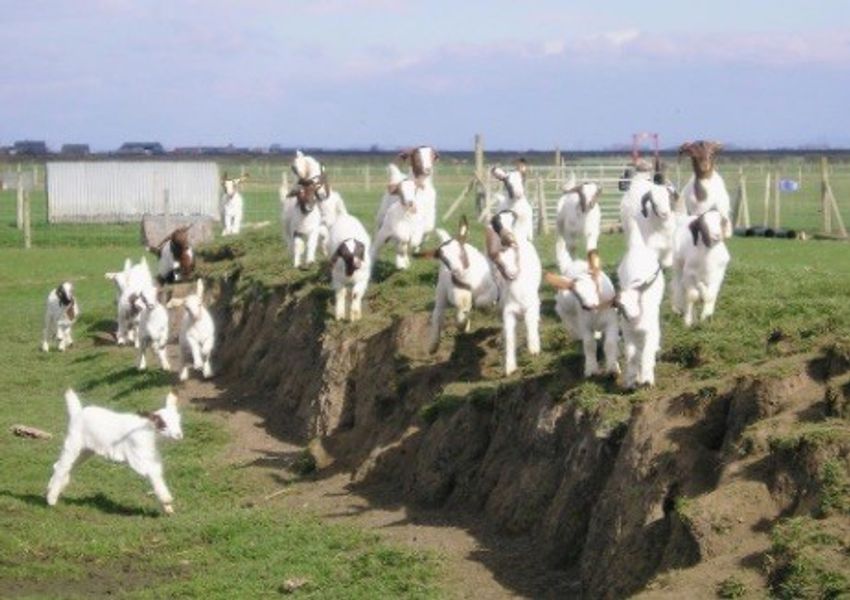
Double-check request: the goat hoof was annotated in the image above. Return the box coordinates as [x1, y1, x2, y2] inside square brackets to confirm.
[41, 342, 49, 352]
[162, 504, 174, 515]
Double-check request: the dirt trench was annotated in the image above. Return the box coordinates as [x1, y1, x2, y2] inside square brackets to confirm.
[195, 274, 850, 599]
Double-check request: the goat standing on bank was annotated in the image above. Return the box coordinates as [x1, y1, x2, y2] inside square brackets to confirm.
[371, 176, 424, 270]
[151, 226, 194, 284]
[220, 173, 248, 236]
[487, 210, 542, 376]
[168, 279, 215, 381]
[617, 221, 665, 388]
[42, 282, 79, 352]
[328, 214, 372, 321]
[399, 146, 439, 240]
[282, 179, 323, 269]
[426, 216, 498, 353]
[546, 250, 620, 378]
[671, 209, 732, 327]
[46, 389, 183, 515]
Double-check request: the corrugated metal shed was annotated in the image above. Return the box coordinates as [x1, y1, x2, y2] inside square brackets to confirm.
[46, 161, 220, 223]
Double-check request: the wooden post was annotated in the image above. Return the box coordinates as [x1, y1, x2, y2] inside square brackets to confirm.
[554, 146, 562, 192]
[23, 189, 31, 249]
[763, 172, 771, 228]
[442, 179, 473, 223]
[280, 170, 290, 201]
[33, 165, 39, 190]
[536, 175, 549, 235]
[675, 162, 681, 189]
[16, 163, 23, 229]
[474, 134, 484, 183]
[734, 167, 750, 228]
[364, 164, 371, 192]
[821, 157, 832, 234]
[773, 170, 781, 230]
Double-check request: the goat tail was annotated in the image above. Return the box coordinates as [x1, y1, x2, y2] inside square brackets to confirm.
[64, 389, 82, 415]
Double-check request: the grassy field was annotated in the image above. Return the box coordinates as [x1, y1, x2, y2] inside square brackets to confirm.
[0, 246, 439, 598]
[1, 156, 849, 597]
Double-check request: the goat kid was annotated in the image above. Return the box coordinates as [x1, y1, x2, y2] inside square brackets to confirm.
[46, 389, 183, 515]
[486, 210, 542, 376]
[152, 226, 194, 284]
[545, 250, 619, 378]
[425, 216, 498, 353]
[328, 214, 372, 321]
[374, 163, 407, 234]
[671, 209, 731, 327]
[371, 177, 424, 270]
[617, 224, 665, 388]
[492, 161, 534, 242]
[137, 286, 171, 371]
[42, 282, 79, 352]
[106, 256, 154, 346]
[555, 181, 602, 269]
[282, 180, 323, 269]
[167, 278, 215, 381]
[678, 141, 733, 238]
[623, 183, 678, 268]
[220, 173, 248, 236]
[399, 146, 439, 238]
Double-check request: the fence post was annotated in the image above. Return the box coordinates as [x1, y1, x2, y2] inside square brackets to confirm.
[821, 157, 831, 235]
[163, 189, 171, 233]
[16, 163, 23, 229]
[762, 172, 771, 228]
[773, 170, 781, 230]
[536, 175, 549, 235]
[23, 189, 31, 249]
[734, 167, 750, 228]
[474, 134, 484, 182]
[364, 164, 371, 192]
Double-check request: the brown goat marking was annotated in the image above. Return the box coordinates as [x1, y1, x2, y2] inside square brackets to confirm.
[679, 140, 723, 180]
[55, 285, 72, 307]
[333, 239, 365, 277]
[688, 213, 715, 248]
[486, 226, 520, 282]
[66, 299, 78, 321]
[138, 411, 167, 431]
[641, 191, 659, 218]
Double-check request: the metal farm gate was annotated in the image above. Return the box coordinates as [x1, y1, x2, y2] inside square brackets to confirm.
[46, 161, 220, 223]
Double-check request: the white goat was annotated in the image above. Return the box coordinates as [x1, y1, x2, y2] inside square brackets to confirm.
[555, 181, 602, 270]
[328, 214, 372, 321]
[623, 183, 678, 268]
[46, 389, 183, 515]
[375, 163, 407, 233]
[545, 250, 619, 378]
[671, 209, 731, 327]
[617, 222, 665, 388]
[492, 162, 534, 242]
[137, 286, 171, 371]
[220, 173, 248, 236]
[281, 182, 323, 269]
[399, 146, 439, 239]
[106, 257, 154, 346]
[371, 177, 424, 270]
[678, 141, 733, 238]
[618, 163, 655, 230]
[486, 210, 542, 376]
[426, 216, 498, 353]
[168, 279, 215, 381]
[42, 282, 79, 352]
[290, 150, 348, 240]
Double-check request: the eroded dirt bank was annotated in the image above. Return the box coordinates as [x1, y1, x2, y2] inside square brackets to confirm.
[202, 275, 850, 599]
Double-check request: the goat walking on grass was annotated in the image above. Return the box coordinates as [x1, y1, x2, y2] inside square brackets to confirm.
[46, 389, 183, 515]
[168, 279, 216, 381]
[42, 282, 79, 352]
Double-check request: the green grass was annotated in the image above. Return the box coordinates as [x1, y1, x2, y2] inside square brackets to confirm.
[0, 245, 440, 598]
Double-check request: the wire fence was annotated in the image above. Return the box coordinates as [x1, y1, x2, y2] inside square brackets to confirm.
[1, 155, 849, 248]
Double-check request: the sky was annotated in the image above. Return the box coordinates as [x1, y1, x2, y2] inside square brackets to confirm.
[1, 0, 849, 151]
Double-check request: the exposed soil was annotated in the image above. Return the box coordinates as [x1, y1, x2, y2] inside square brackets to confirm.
[180, 273, 850, 599]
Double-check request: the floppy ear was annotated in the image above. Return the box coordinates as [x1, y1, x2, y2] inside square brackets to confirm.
[387, 182, 400, 196]
[640, 191, 653, 218]
[485, 227, 502, 258]
[688, 218, 701, 246]
[544, 272, 575, 290]
[458, 215, 469, 243]
[286, 187, 300, 198]
[587, 249, 602, 273]
[165, 392, 178, 411]
[708, 141, 724, 154]
[398, 150, 410, 161]
[417, 249, 438, 259]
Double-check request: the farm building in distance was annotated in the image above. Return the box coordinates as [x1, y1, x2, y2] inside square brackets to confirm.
[45, 161, 220, 223]
[116, 142, 166, 155]
[60, 144, 90, 156]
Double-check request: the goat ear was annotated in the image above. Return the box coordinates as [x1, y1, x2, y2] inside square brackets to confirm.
[544, 272, 575, 291]
[708, 141, 723, 154]
[688, 218, 701, 246]
[458, 215, 469, 242]
[123, 258, 132, 272]
[678, 142, 693, 156]
[165, 392, 178, 411]
[195, 278, 204, 297]
[587, 249, 602, 273]
[398, 150, 410, 161]
[640, 191, 653, 218]
[485, 227, 502, 258]
[286, 187, 300, 198]
[491, 166, 507, 181]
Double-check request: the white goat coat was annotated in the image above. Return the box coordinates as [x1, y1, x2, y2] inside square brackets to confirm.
[281, 197, 323, 268]
[496, 193, 534, 243]
[671, 213, 731, 327]
[220, 191, 243, 236]
[679, 172, 733, 237]
[619, 171, 654, 231]
[178, 300, 215, 381]
[428, 232, 498, 352]
[553, 261, 619, 378]
[112, 260, 154, 346]
[137, 291, 170, 371]
[42, 286, 78, 352]
[555, 191, 601, 258]
[622, 183, 677, 269]
[490, 238, 542, 376]
[371, 182, 425, 270]
[328, 214, 372, 321]
[617, 228, 665, 388]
